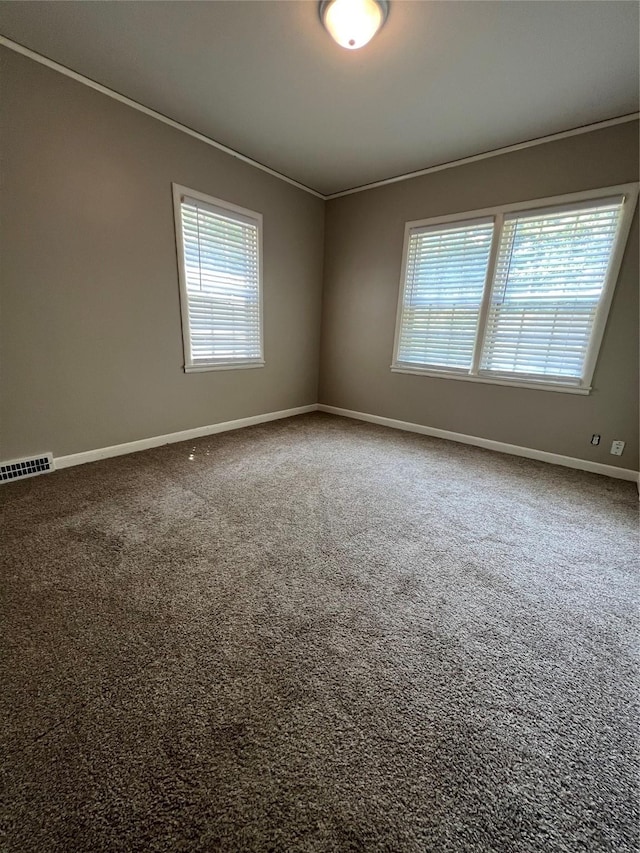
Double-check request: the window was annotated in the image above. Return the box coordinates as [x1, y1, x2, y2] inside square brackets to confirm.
[396, 218, 494, 371]
[173, 184, 263, 372]
[392, 184, 638, 393]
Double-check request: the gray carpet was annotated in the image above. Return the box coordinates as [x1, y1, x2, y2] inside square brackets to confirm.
[1, 412, 638, 852]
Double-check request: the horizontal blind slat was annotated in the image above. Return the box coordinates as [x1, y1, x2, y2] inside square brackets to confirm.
[397, 219, 494, 370]
[180, 198, 261, 364]
[480, 199, 623, 382]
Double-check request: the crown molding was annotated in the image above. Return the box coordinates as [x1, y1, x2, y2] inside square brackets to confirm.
[2, 34, 638, 202]
[325, 113, 640, 199]
[0, 35, 325, 199]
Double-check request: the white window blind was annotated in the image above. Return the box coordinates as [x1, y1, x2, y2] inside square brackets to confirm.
[392, 185, 636, 393]
[480, 198, 624, 384]
[175, 189, 263, 371]
[396, 219, 494, 370]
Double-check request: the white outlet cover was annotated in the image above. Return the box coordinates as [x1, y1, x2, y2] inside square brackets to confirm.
[610, 440, 625, 456]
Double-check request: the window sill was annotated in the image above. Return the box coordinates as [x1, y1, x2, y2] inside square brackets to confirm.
[185, 361, 265, 374]
[390, 365, 591, 395]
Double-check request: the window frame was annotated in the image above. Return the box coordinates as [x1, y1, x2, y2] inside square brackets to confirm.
[172, 183, 265, 374]
[391, 183, 639, 395]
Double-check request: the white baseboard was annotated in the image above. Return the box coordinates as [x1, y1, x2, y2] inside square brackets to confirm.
[318, 404, 639, 483]
[9, 402, 638, 484]
[54, 405, 318, 470]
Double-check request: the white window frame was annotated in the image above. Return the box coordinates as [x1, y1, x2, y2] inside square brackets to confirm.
[391, 183, 639, 394]
[172, 183, 265, 373]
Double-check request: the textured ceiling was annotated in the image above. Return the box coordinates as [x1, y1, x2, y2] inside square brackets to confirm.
[0, 1, 638, 195]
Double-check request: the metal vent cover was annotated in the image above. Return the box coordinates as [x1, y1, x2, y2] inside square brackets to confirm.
[0, 453, 54, 483]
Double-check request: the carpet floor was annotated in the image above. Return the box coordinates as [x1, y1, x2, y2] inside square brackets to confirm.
[1, 412, 638, 852]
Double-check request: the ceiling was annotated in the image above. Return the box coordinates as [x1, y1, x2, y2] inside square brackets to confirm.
[0, 1, 638, 196]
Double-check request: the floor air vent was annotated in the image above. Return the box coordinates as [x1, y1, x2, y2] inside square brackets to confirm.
[0, 453, 54, 483]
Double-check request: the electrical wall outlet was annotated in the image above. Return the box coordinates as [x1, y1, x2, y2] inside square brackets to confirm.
[591, 434, 601, 446]
[610, 440, 625, 456]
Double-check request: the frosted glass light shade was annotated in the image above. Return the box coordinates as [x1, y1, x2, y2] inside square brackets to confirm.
[320, 0, 389, 50]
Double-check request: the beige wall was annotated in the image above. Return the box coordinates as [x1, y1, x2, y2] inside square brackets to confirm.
[2, 48, 638, 472]
[0, 48, 324, 460]
[319, 122, 640, 471]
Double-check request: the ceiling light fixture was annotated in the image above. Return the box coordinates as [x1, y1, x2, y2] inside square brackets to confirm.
[319, 0, 389, 50]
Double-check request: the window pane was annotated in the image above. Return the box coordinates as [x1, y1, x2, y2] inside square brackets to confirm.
[396, 219, 494, 370]
[181, 198, 261, 364]
[480, 198, 623, 383]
